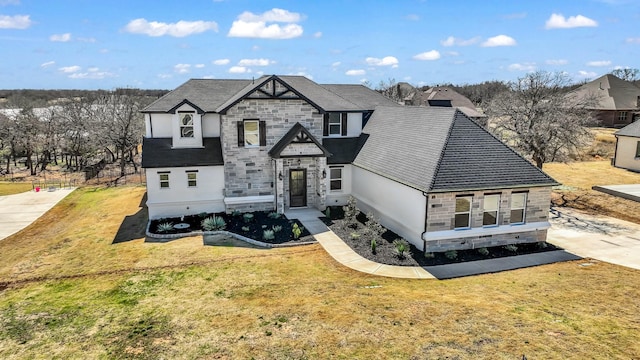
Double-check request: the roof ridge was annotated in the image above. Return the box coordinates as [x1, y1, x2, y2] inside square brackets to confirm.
[318, 83, 362, 110]
[427, 110, 457, 191]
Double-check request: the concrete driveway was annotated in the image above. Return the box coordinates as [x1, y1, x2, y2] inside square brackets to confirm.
[0, 188, 76, 241]
[547, 207, 640, 270]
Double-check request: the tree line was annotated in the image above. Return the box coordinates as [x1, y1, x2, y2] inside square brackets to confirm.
[0, 91, 155, 177]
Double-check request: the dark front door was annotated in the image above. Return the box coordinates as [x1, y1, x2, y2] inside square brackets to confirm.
[289, 169, 307, 207]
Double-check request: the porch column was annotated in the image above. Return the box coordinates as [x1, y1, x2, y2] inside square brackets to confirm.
[315, 157, 327, 210]
[275, 158, 285, 214]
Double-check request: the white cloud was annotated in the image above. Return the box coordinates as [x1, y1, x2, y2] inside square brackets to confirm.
[124, 18, 218, 37]
[508, 62, 536, 71]
[440, 36, 480, 47]
[195, 64, 205, 68]
[0, 14, 31, 29]
[406, 14, 420, 21]
[174, 63, 191, 74]
[412, 50, 441, 61]
[228, 8, 304, 39]
[50, 33, 71, 42]
[446, 51, 460, 56]
[69, 69, 114, 79]
[40, 61, 55, 68]
[313, 31, 322, 38]
[546, 59, 568, 65]
[59, 65, 81, 73]
[586, 60, 611, 67]
[545, 13, 598, 29]
[158, 73, 172, 79]
[229, 66, 250, 73]
[481, 35, 517, 47]
[578, 70, 598, 78]
[365, 56, 399, 68]
[0, 0, 21, 5]
[345, 69, 365, 76]
[331, 61, 341, 67]
[626, 37, 640, 44]
[213, 58, 230, 65]
[287, 71, 313, 79]
[238, 58, 273, 66]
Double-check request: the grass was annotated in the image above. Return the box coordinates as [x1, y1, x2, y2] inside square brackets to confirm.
[0, 182, 33, 196]
[0, 185, 639, 358]
[544, 160, 640, 224]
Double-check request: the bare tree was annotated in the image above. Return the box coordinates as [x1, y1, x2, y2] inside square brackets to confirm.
[611, 68, 640, 82]
[376, 78, 403, 103]
[484, 71, 598, 169]
[59, 97, 101, 171]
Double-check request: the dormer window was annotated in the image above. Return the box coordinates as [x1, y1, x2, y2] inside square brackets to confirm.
[179, 112, 194, 138]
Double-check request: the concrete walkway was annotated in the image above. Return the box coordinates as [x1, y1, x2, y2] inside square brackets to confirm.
[0, 188, 76, 241]
[593, 184, 640, 203]
[286, 208, 435, 279]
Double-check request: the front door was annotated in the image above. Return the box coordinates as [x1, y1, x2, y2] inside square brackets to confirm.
[289, 169, 307, 207]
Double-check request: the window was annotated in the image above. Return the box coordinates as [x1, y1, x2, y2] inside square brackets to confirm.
[454, 196, 472, 229]
[483, 194, 500, 226]
[636, 141, 640, 158]
[510, 192, 527, 224]
[618, 111, 628, 123]
[323, 112, 347, 136]
[329, 167, 342, 191]
[237, 120, 266, 147]
[179, 113, 194, 138]
[159, 172, 170, 188]
[186, 171, 197, 187]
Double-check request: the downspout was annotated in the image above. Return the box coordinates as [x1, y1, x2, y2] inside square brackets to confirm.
[149, 113, 153, 137]
[613, 134, 619, 167]
[421, 191, 429, 254]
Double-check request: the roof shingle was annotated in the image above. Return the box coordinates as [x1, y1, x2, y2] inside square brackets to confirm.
[142, 137, 224, 168]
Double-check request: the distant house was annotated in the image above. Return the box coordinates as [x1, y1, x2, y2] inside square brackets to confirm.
[141, 75, 557, 253]
[408, 86, 487, 125]
[568, 74, 640, 127]
[613, 121, 640, 172]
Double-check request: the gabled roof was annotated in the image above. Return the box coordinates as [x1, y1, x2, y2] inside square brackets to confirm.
[323, 135, 369, 164]
[615, 120, 640, 137]
[142, 79, 251, 113]
[353, 106, 557, 193]
[142, 137, 224, 168]
[268, 122, 331, 158]
[568, 74, 640, 110]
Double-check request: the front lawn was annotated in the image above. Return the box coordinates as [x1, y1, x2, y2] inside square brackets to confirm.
[0, 182, 33, 196]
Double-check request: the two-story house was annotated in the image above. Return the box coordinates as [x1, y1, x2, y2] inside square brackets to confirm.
[142, 75, 558, 253]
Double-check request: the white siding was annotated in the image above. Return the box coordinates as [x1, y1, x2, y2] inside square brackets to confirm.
[172, 104, 203, 148]
[614, 135, 640, 171]
[202, 113, 221, 137]
[325, 164, 353, 205]
[347, 113, 363, 136]
[146, 166, 225, 219]
[148, 113, 173, 138]
[352, 166, 426, 250]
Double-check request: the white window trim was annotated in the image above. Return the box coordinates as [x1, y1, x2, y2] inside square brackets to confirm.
[328, 113, 342, 137]
[510, 192, 527, 225]
[329, 167, 343, 192]
[159, 172, 170, 189]
[454, 196, 472, 230]
[482, 194, 500, 227]
[244, 119, 260, 148]
[186, 171, 197, 188]
[179, 112, 194, 138]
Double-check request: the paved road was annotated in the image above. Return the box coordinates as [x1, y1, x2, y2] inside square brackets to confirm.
[547, 207, 640, 270]
[0, 188, 76, 241]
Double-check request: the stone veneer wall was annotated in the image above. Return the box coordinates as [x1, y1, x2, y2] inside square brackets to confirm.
[221, 98, 324, 212]
[425, 186, 552, 252]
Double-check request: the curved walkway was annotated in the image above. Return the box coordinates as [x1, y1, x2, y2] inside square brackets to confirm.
[0, 188, 76, 241]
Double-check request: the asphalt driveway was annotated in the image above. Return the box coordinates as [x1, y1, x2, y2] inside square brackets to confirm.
[547, 207, 640, 270]
[0, 188, 76, 241]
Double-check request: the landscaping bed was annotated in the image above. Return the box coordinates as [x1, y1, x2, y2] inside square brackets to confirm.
[149, 211, 312, 244]
[322, 205, 560, 267]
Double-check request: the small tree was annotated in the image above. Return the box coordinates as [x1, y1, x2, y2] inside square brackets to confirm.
[342, 196, 359, 229]
[485, 71, 597, 169]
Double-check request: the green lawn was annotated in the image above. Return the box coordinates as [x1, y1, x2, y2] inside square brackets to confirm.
[0, 182, 33, 196]
[0, 186, 639, 359]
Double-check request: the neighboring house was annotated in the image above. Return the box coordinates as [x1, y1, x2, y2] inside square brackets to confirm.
[142, 75, 557, 253]
[404, 86, 488, 126]
[613, 121, 640, 172]
[568, 74, 640, 127]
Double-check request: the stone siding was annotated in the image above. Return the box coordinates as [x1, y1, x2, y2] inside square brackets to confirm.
[425, 229, 547, 252]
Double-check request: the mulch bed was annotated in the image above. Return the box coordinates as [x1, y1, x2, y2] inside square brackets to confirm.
[322, 206, 561, 267]
[149, 211, 312, 244]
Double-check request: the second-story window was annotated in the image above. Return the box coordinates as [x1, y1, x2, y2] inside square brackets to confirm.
[179, 112, 194, 138]
[237, 119, 266, 147]
[323, 112, 347, 136]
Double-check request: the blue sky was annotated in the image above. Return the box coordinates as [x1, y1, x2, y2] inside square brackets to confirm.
[0, 0, 639, 89]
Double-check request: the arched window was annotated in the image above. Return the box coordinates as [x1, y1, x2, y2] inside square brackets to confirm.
[180, 113, 194, 138]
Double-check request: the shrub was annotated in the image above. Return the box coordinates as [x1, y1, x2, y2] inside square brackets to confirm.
[350, 232, 360, 240]
[371, 238, 377, 254]
[504, 244, 518, 252]
[365, 211, 385, 238]
[198, 212, 208, 218]
[243, 213, 254, 223]
[444, 250, 458, 260]
[324, 207, 331, 219]
[477, 247, 490, 256]
[343, 196, 358, 229]
[537, 241, 548, 249]
[241, 226, 250, 232]
[393, 239, 411, 259]
[263, 229, 275, 241]
[424, 252, 435, 258]
[201, 216, 226, 231]
[272, 225, 283, 233]
[231, 210, 241, 217]
[292, 223, 304, 239]
[268, 212, 281, 219]
[157, 222, 174, 233]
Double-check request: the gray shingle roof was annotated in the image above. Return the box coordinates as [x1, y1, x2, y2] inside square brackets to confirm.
[268, 122, 330, 158]
[321, 84, 400, 110]
[142, 137, 224, 168]
[142, 79, 251, 113]
[323, 135, 368, 164]
[615, 120, 640, 137]
[353, 106, 557, 193]
[568, 74, 640, 110]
